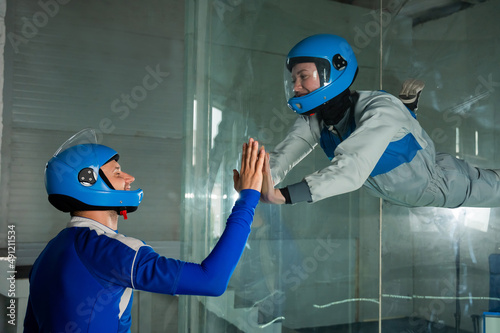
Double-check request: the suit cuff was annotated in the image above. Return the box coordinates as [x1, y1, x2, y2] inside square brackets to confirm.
[281, 181, 312, 204]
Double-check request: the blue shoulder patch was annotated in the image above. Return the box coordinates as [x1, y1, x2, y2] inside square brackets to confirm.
[370, 133, 422, 177]
[319, 94, 421, 176]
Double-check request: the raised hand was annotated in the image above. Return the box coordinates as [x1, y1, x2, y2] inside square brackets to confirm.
[260, 153, 286, 204]
[233, 138, 265, 193]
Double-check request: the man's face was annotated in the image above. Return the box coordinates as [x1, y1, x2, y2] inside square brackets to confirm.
[100, 160, 135, 191]
[291, 62, 321, 97]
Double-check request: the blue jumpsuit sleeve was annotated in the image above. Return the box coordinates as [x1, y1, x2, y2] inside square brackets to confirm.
[112, 189, 258, 296]
[174, 189, 259, 296]
[23, 296, 39, 331]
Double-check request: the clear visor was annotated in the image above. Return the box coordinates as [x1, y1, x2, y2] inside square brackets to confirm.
[284, 62, 327, 106]
[53, 128, 98, 157]
[52, 129, 101, 185]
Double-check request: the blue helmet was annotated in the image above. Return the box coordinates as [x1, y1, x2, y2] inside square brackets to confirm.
[45, 130, 143, 215]
[284, 34, 358, 114]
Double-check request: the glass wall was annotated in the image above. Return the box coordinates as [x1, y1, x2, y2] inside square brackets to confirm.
[380, 1, 500, 331]
[182, 0, 500, 332]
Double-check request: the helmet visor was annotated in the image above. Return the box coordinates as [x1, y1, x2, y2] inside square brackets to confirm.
[51, 129, 101, 187]
[284, 58, 330, 113]
[53, 128, 98, 157]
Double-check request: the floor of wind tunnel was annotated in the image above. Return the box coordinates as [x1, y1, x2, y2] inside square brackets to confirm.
[202, 310, 477, 333]
[290, 317, 476, 333]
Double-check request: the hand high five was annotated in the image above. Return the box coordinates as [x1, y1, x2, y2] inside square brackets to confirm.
[259, 152, 286, 204]
[233, 138, 265, 193]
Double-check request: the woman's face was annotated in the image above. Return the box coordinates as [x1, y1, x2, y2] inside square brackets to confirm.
[291, 62, 321, 97]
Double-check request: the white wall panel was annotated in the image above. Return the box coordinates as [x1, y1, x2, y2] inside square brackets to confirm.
[1, 0, 185, 253]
